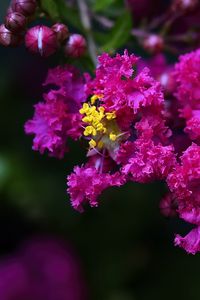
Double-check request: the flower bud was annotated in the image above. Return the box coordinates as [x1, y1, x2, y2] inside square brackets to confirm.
[171, 0, 198, 13]
[143, 34, 164, 54]
[25, 25, 58, 57]
[52, 23, 69, 44]
[158, 70, 176, 95]
[5, 12, 27, 33]
[159, 194, 177, 217]
[12, 0, 37, 16]
[0, 24, 22, 46]
[64, 34, 86, 58]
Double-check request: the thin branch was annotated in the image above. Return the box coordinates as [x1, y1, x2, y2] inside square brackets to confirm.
[77, 0, 97, 66]
[92, 13, 114, 29]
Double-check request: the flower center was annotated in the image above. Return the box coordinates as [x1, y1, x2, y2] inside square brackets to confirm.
[79, 95, 121, 149]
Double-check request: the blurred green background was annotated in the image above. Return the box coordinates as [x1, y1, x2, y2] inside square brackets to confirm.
[0, 1, 200, 299]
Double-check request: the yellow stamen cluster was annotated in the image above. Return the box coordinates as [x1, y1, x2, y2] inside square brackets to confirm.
[80, 103, 107, 136]
[89, 139, 97, 148]
[90, 94, 103, 104]
[109, 133, 117, 141]
[79, 95, 118, 149]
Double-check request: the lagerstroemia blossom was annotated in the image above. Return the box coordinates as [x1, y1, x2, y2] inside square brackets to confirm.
[25, 65, 86, 158]
[0, 236, 86, 300]
[174, 49, 200, 142]
[26, 49, 200, 254]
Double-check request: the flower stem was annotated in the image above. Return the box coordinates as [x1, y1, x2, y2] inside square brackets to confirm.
[77, 0, 97, 66]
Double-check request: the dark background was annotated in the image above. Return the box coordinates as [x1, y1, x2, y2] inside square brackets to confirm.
[0, 1, 200, 299]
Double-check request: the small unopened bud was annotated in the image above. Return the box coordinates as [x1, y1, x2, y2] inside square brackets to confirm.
[25, 25, 58, 57]
[171, 0, 198, 12]
[0, 23, 22, 46]
[64, 34, 86, 58]
[52, 23, 69, 44]
[5, 12, 27, 33]
[159, 194, 177, 217]
[143, 34, 164, 54]
[158, 70, 176, 95]
[12, 0, 37, 16]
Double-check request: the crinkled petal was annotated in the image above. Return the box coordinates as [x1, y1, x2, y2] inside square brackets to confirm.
[67, 165, 126, 212]
[175, 226, 200, 255]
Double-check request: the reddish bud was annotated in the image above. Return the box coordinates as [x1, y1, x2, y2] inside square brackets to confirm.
[52, 23, 69, 44]
[64, 34, 86, 58]
[143, 34, 164, 54]
[0, 24, 22, 46]
[159, 194, 177, 218]
[12, 0, 37, 16]
[25, 25, 58, 57]
[5, 12, 27, 33]
[158, 70, 176, 95]
[171, 0, 198, 12]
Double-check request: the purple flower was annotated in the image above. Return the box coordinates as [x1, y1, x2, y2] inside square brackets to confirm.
[175, 226, 200, 255]
[67, 165, 125, 212]
[25, 65, 86, 158]
[67, 50, 173, 210]
[167, 143, 200, 204]
[121, 138, 175, 183]
[137, 54, 176, 95]
[174, 48, 200, 142]
[167, 143, 200, 254]
[0, 236, 87, 300]
[86, 50, 164, 116]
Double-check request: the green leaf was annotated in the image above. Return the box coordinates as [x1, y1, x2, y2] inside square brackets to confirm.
[41, 0, 83, 32]
[56, 0, 83, 32]
[93, 0, 117, 12]
[41, 0, 59, 20]
[101, 10, 132, 52]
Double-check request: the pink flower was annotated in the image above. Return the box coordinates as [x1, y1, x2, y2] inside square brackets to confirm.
[25, 65, 86, 158]
[175, 49, 200, 107]
[122, 138, 176, 183]
[175, 226, 200, 255]
[167, 143, 200, 253]
[167, 143, 200, 204]
[25, 97, 69, 158]
[0, 236, 87, 299]
[44, 65, 86, 105]
[184, 114, 200, 142]
[67, 165, 125, 212]
[66, 50, 173, 210]
[137, 54, 176, 95]
[86, 50, 164, 118]
[174, 48, 200, 141]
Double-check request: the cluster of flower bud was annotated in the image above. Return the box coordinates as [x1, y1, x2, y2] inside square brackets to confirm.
[0, 0, 87, 59]
[25, 25, 86, 58]
[171, 0, 199, 13]
[0, 0, 37, 47]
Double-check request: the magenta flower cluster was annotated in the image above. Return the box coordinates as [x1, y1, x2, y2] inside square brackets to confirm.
[25, 49, 200, 254]
[0, 236, 86, 300]
[25, 65, 86, 158]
